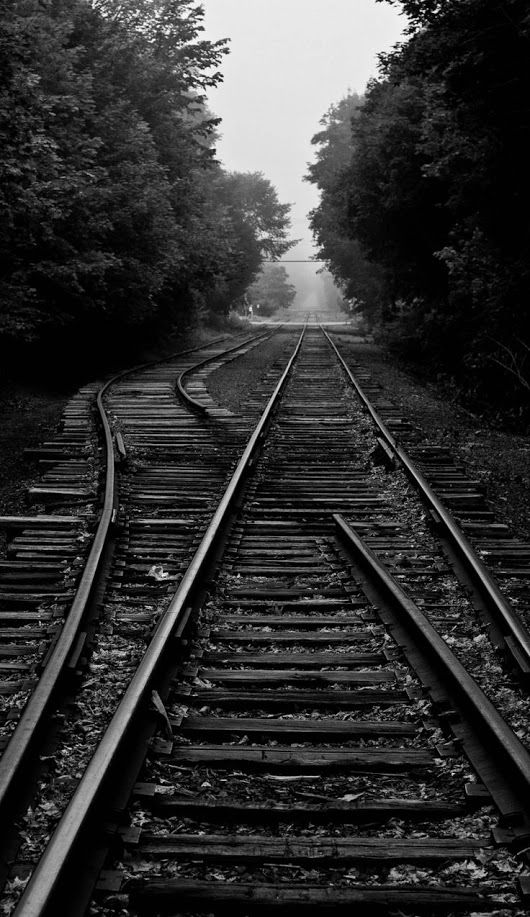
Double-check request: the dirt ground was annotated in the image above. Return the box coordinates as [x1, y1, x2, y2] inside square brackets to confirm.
[207, 329, 298, 412]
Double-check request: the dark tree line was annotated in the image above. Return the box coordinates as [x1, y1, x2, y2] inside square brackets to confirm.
[307, 0, 530, 425]
[0, 0, 293, 366]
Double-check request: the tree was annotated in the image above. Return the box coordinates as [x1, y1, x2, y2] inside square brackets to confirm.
[0, 0, 225, 349]
[246, 264, 296, 317]
[309, 0, 530, 423]
[345, 77, 449, 310]
[215, 172, 295, 260]
[0, 0, 108, 342]
[374, 0, 530, 419]
[306, 94, 385, 320]
[0, 0, 294, 362]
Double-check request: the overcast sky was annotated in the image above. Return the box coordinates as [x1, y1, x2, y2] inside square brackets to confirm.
[202, 0, 405, 264]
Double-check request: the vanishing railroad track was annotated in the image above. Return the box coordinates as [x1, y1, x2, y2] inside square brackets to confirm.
[1, 324, 530, 915]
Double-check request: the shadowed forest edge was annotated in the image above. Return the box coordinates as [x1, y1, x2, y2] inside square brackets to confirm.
[1, 0, 529, 429]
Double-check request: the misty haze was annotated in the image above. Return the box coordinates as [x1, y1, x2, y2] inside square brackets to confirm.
[0, 2, 529, 915]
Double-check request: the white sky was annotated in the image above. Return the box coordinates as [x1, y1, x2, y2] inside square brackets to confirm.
[201, 0, 405, 308]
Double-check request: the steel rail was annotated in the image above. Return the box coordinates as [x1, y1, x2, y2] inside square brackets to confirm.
[335, 514, 530, 817]
[176, 327, 279, 414]
[0, 328, 253, 827]
[323, 327, 530, 676]
[0, 372, 116, 828]
[14, 326, 306, 917]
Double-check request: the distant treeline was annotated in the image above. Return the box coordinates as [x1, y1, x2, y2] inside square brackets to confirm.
[245, 264, 297, 318]
[307, 0, 530, 425]
[0, 0, 293, 366]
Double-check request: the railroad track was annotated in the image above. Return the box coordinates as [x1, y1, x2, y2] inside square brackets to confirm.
[324, 330, 530, 676]
[4, 326, 530, 915]
[0, 326, 295, 890]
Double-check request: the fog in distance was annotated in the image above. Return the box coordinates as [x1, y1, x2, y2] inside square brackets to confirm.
[202, 0, 404, 315]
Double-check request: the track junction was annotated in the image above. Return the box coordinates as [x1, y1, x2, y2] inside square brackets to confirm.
[0, 319, 529, 916]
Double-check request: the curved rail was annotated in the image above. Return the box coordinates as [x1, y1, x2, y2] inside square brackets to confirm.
[14, 326, 306, 917]
[323, 327, 530, 676]
[0, 374, 116, 826]
[176, 327, 278, 414]
[0, 328, 257, 826]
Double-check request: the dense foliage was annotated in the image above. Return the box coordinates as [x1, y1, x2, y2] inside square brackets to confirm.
[245, 264, 297, 317]
[0, 0, 293, 364]
[307, 0, 530, 424]
[306, 93, 386, 321]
